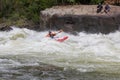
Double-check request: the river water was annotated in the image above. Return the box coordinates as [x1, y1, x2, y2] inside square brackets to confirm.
[0, 27, 120, 80]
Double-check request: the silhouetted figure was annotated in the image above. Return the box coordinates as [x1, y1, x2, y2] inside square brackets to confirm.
[96, 3, 103, 13]
[104, 3, 110, 13]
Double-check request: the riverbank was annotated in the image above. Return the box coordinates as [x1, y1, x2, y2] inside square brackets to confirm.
[0, 5, 120, 33]
[0, 18, 40, 31]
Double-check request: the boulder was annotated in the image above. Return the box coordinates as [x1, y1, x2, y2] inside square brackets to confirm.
[0, 23, 12, 31]
[40, 5, 120, 34]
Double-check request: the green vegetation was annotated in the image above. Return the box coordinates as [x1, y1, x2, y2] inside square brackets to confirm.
[0, 0, 104, 26]
[0, 0, 54, 25]
[90, 0, 104, 4]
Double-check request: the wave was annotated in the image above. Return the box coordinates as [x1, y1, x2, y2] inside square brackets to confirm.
[0, 27, 120, 73]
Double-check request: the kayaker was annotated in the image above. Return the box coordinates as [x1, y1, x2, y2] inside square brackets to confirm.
[46, 29, 63, 39]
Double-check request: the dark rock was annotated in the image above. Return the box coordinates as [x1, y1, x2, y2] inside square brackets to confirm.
[0, 23, 12, 31]
[40, 14, 120, 34]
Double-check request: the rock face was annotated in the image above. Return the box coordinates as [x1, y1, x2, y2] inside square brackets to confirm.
[40, 5, 120, 34]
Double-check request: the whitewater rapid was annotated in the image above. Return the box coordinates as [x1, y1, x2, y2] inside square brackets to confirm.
[0, 27, 120, 74]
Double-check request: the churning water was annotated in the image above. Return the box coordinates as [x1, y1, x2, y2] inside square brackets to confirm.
[0, 27, 120, 80]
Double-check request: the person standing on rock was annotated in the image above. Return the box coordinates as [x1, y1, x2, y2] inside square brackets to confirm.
[96, 3, 103, 13]
[104, 3, 110, 13]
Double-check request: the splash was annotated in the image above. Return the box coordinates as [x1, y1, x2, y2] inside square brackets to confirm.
[0, 27, 120, 74]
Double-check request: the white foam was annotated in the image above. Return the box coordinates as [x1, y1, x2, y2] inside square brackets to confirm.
[0, 27, 120, 73]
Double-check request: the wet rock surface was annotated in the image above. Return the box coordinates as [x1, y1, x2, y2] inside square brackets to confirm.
[0, 23, 12, 31]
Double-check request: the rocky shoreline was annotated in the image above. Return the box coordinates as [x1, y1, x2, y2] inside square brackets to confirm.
[0, 19, 40, 31]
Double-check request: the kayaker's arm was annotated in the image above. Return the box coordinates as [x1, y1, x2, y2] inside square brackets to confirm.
[46, 29, 63, 37]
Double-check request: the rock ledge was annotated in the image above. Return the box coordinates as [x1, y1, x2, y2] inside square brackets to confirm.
[40, 5, 120, 34]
